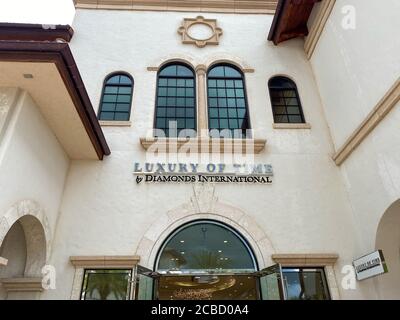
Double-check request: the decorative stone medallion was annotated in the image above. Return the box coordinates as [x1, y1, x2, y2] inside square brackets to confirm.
[178, 16, 223, 48]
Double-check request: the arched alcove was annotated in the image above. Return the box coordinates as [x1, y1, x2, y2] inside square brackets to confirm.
[0, 200, 50, 279]
[0, 221, 27, 278]
[375, 199, 400, 299]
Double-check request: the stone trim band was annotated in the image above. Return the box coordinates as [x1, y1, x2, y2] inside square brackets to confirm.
[1, 278, 43, 292]
[70, 255, 140, 268]
[272, 253, 338, 266]
[73, 0, 278, 14]
[304, 0, 336, 60]
[333, 78, 400, 165]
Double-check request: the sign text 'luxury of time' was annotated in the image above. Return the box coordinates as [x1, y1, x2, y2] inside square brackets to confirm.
[133, 162, 273, 184]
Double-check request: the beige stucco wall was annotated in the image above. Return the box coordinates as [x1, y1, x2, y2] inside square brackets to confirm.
[311, 0, 400, 148]
[36, 8, 380, 299]
[310, 0, 400, 298]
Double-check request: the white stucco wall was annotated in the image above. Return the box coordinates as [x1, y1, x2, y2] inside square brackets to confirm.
[338, 99, 400, 300]
[37, 9, 378, 299]
[339, 100, 400, 251]
[0, 89, 70, 298]
[310, 0, 400, 148]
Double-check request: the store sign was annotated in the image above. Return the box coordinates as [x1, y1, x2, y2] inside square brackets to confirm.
[133, 162, 273, 184]
[353, 250, 388, 281]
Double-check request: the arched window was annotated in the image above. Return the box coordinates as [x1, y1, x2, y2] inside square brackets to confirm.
[98, 73, 133, 121]
[207, 64, 250, 137]
[268, 76, 305, 123]
[156, 220, 257, 273]
[155, 63, 196, 137]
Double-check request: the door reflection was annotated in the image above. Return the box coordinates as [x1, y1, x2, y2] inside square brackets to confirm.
[158, 275, 258, 300]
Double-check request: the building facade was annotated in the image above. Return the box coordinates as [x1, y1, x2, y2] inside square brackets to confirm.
[0, 0, 399, 300]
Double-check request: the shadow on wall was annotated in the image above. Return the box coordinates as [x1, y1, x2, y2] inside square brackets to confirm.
[375, 199, 400, 299]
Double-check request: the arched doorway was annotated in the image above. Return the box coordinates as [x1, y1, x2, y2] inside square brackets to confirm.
[375, 199, 400, 299]
[135, 220, 285, 300]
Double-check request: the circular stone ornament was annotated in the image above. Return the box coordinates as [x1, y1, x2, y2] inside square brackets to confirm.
[178, 16, 223, 48]
[187, 23, 214, 41]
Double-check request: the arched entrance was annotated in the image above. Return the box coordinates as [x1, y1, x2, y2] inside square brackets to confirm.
[375, 199, 400, 299]
[135, 220, 284, 300]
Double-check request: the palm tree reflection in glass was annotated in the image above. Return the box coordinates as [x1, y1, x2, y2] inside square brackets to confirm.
[82, 269, 131, 300]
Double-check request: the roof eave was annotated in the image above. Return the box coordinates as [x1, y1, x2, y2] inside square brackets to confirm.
[0, 23, 74, 42]
[268, 0, 321, 45]
[0, 41, 110, 160]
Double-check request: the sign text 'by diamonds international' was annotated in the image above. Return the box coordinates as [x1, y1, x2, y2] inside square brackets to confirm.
[133, 162, 273, 184]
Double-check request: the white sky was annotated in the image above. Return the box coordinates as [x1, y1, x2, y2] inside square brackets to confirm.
[0, 0, 75, 25]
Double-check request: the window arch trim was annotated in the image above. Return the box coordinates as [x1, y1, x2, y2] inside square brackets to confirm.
[205, 58, 255, 74]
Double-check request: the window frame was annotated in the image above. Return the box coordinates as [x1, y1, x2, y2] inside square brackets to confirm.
[98, 71, 134, 122]
[268, 76, 305, 124]
[80, 268, 133, 300]
[153, 62, 197, 137]
[207, 63, 251, 138]
[281, 267, 331, 300]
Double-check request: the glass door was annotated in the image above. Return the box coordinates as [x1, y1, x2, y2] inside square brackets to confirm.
[133, 265, 159, 300]
[257, 264, 286, 300]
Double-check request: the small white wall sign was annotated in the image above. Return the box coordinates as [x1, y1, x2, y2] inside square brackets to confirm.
[353, 250, 388, 281]
[0, 256, 8, 266]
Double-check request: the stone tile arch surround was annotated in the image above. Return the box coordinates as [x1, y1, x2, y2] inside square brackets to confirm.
[146, 54, 254, 73]
[135, 184, 275, 270]
[204, 55, 255, 73]
[147, 54, 198, 72]
[0, 199, 51, 276]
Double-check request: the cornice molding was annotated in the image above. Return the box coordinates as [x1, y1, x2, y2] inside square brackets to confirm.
[272, 254, 339, 266]
[1, 278, 43, 292]
[333, 78, 400, 166]
[74, 0, 278, 14]
[304, 0, 336, 59]
[140, 137, 267, 154]
[70, 255, 140, 268]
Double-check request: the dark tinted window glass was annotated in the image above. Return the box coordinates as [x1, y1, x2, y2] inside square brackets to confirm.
[282, 268, 330, 300]
[99, 73, 133, 121]
[155, 63, 196, 137]
[207, 65, 250, 138]
[269, 77, 305, 124]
